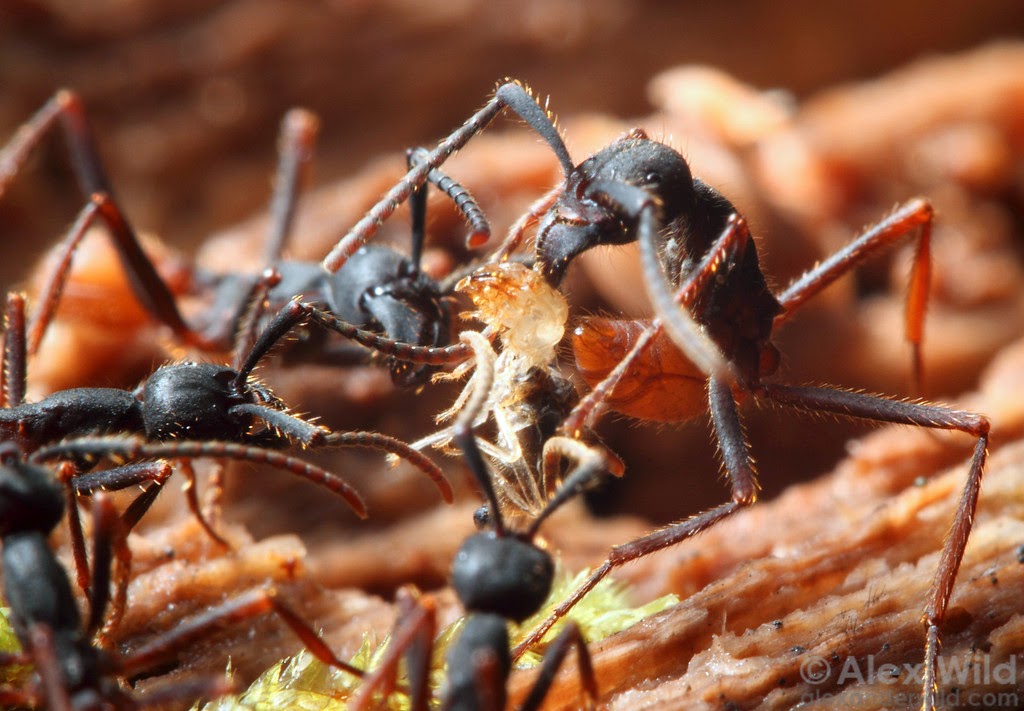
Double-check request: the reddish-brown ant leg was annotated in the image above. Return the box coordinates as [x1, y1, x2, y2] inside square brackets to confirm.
[116, 587, 363, 681]
[85, 493, 132, 649]
[324, 81, 573, 272]
[25, 200, 102, 356]
[26, 624, 76, 711]
[56, 462, 92, 597]
[775, 198, 933, 392]
[519, 621, 597, 711]
[0, 90, 111, 201]
[514, 375, 757, 658]
[0, 91, 201, 349]
[348, 592, 437, 711]
[61, 460, 170, 597]
[2, 292, 27, 409]
[178, 459, 231, 549]
[263, 109, 320, 266]
[230, 268, 283, 372]
[496, 183, 563, 260]
[565, 212, 752, 435]
[626, 185, 737, 382]
[757, 383, 988, 710]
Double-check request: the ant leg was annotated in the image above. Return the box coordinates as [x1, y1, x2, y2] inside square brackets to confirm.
[2, 292, 27, 409]
[116, 587, 362, 679]
[62, 460, 168, 595]
[230, 268, 282, 373]
[323, 81, 571, 271]
[496, 183, 563, 261]
[85, 493, 132, 648]
[0, 90, 113, 201]
[88, 193, 206, 347]
[349, 591, 437, 711]
[757, 383, 988, 710]
[0, 93, 201, 348]
[122, 675, 239, 709]
[25, 624, 74, 711]
[518, 621, 597, 711]
[775, 198, 933, 392]
[121, 470, 171, 532]
[25, 200, 103, 356]
[564, 209, 753, 435]
[262, 109, 320, 266]
[177, 459, 231, 548]
[514, 375, 756, 658]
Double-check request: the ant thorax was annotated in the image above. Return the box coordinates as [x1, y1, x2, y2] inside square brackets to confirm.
[417, 261, 575, 519]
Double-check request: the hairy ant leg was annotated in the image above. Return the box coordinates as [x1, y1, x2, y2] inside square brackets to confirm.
[2, 292, 27, 409]
[775, 198, 934, 392]
[0, 91, 201, 348]
[114, 587, 363, 683]
[348, 389, 605, 709]
[0, 444, 363, 707]
[757, 383, 989, 706]
[521, 147, 987, 711]
[347, 589, 437, 711]
[262, 110, 320, 267]
[568, 211, 754, 431]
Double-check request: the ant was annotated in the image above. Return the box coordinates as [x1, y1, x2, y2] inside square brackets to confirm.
[344, 364, 607, 711]
[0, 285, 451, 555]
[0, 91, 488, 387]
[321, 80, 991, 711]
[0, 439, 371, 709]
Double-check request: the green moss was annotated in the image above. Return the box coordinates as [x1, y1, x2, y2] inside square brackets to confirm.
[0, 608, 31, 688]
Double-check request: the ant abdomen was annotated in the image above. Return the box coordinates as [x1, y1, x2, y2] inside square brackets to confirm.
[573, 316, 707, 423]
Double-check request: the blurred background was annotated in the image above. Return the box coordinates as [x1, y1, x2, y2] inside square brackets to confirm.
[2, 0, 1023, 524]
[2, 0, 1022, 280]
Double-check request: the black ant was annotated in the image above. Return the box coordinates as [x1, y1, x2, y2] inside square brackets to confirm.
[344, 364, 607, 711]
[321, 80, 991, 711]
[0, 286, 451, 556]
[0, 439, 371, 709]
[0, 91, 487, 387]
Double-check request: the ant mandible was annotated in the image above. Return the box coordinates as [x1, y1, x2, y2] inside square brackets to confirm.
[322, 80, 990, 711]
[0, 440, 370, 709]
[0, 91, 488, 387]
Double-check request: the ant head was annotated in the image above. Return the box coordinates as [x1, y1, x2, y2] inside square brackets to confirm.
[536, 132, 696, 285]
[451, 530, 554, 622]
[0, 444, 64, 535]
[140, 362, 249, 440]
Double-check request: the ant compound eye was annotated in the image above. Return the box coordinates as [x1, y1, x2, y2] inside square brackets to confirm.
[473, 505, 491, 530]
